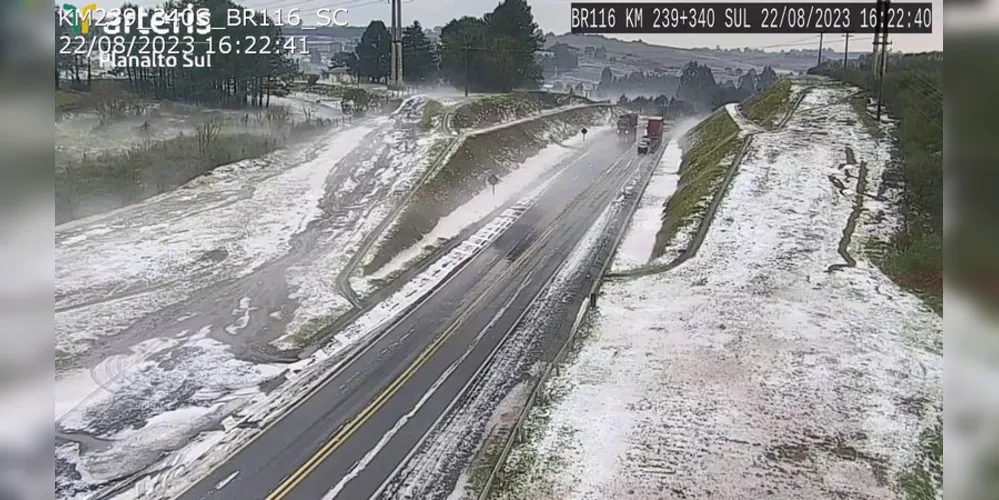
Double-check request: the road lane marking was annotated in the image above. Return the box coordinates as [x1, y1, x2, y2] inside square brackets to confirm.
[363, 189, 629, 499]
[173, 141, 628, 500]
[324, 272, 536, 499]
[265, 152, 634, 500]
[264, 220, 568, 499]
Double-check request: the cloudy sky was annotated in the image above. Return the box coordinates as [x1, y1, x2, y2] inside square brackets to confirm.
[132, 0, 949, 52]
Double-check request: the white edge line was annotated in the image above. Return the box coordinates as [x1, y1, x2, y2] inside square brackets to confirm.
[363, 155, 633, 500]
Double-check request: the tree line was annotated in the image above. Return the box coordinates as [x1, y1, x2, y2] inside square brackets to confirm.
[329, 0, 544, 92]
[609, 62, 780, 117]
[56, 0, 300, 109]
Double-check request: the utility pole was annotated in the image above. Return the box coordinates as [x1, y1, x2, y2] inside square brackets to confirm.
[389, 0, 397, 87]
[395, 0, 403, 87]
[875, 0, 891, 121]
[816, 32, 824, 67]
[843, 33, 850, 74]
[871, 0, 883, 77]
[463, 46, 469, 97]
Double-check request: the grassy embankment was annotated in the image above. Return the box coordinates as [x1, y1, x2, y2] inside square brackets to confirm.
[55, 82, 330, 224]
[650, 81, 791, 261]
[742, 79, 794, 129]
[363, 96, 608, 276]
[450, 91, 593, 131]
[650, 110, 741, 260]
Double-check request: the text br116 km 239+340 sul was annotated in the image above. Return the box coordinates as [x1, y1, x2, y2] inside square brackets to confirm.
[569, 2, 934, 33]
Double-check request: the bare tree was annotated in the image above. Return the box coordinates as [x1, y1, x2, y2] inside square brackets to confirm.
[195, 118, 223, 156]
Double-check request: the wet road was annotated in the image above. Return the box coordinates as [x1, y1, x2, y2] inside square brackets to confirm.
[178, 137, 647, 500]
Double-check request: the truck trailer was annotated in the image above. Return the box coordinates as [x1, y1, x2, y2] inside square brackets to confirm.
[616, 113, 638, 144]
[638, 117, 664, 154]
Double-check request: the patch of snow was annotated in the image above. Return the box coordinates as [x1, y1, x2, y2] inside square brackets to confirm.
[56, 124, 374, 357]
[56, 336, 284, 494]
[610, 119, 698, 272]
[499, 83, 943, 500]
[367, 129, 610, 282]
[276, 120, 450, 348]
[319, 200, 532, 360]
[725, 102, 765, 134]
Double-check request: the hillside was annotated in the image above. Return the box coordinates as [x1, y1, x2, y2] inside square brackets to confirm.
[545, 33, 848, 74]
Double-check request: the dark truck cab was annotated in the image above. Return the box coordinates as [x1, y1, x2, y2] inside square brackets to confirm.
[616, 113, 638, 144]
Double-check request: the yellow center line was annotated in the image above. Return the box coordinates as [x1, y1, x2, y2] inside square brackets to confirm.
[266, 150, 634, 500]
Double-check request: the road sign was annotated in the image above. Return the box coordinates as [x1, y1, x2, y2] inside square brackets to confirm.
[487, 174, 499, 185]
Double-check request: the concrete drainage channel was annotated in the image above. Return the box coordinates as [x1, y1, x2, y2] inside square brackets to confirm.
[475, 142, 668, 500]
[301, 103, 616, 358]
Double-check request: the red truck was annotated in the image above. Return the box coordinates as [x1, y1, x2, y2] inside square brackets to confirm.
[637, 117, 664, 154]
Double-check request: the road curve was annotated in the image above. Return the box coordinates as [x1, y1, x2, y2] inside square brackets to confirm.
[176, 136, 645, 500]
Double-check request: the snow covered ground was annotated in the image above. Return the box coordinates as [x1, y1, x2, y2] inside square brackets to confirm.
[56, 122, 375, 358]
[495, 83, 943, 500]
[364, 127, 611, 284]
[55, 97, 467, 498]
[56, 95, 342, 166]
[55, 97, 616, 499]
[610, 119, 699, 272]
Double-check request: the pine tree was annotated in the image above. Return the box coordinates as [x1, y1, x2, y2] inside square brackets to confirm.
[356, 20, 391, 83]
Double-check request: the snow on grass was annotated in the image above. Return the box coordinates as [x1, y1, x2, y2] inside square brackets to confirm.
[496, 83, 942, 500]
[55, 124, 376, 358]
[610, 120, 698, 272]
[318, 198, 535, 360]
[364, 128, 607, 284]
[275, 108, 449, 349]
[56, 332, 285, 498]
[725, 102, 766, 135]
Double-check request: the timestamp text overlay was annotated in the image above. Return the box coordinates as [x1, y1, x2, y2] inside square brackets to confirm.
[569, 2, 933, 34]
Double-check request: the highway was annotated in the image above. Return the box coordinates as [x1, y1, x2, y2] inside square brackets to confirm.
[177, 134, 648, 500]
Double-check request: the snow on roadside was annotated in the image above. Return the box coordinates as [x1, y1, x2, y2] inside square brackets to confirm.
[319, 195, 539, 360]
[366, 128, 609, 283]
[610, 119, 698, 272]
[274, 121, 450, 349]
[388, 174, 624, 500]
[102, 181, 564, 500]
[55, 124, 377, 359]
[725, 102, 765, 134]
[497, 84, 942, 500]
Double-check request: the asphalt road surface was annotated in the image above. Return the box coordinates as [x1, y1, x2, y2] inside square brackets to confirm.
[178, 137, 649, 500]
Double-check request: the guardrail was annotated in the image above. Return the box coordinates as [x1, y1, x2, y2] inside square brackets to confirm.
[475, 144, 667, 500]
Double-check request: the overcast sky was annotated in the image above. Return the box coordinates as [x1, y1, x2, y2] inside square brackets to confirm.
[133, 0, 947, 52]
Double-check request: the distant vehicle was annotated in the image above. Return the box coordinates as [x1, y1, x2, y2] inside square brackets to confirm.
[641, 117, 665, 153]
[616, 113, 638, 144]
[637, 136, 650, 154]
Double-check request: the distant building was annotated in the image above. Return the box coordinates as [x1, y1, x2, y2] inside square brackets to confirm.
[327, 66, 354, 84]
